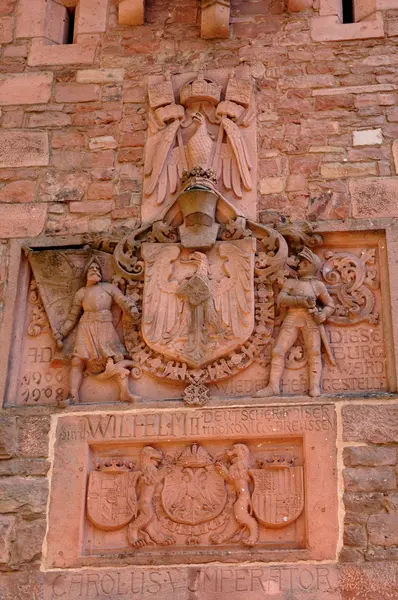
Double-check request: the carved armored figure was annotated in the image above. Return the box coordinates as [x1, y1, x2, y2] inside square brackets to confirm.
[255, 247, 335, 398]
[212, 443, 258, 546]
[55, 259, 139, 403]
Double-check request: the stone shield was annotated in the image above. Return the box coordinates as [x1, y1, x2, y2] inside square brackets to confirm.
[86, 471, 140, 531]
[141, 238, 256, 369]
[251, 466, 304, 527]
[161, 466, 227, 525]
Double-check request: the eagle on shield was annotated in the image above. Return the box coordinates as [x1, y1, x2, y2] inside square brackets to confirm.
[141, 239, 255, 368]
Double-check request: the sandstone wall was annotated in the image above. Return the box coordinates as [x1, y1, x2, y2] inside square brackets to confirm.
[0, 0, 398, 598]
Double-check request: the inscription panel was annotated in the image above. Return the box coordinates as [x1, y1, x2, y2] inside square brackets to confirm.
[46, 404, 338, 568]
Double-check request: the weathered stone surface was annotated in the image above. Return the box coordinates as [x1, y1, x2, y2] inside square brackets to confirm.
[39, 171, 89, 203]
[0, 73, 52, 105]
[259, 176, 286, 194]
[10, 518, 46, 564]
[0, 204, 46, 237]
[343, 523, 367, 547]
[0, 131, 49, 167]
[0, 477, 48, 516]
[343, 467, 396, 492]
[76, 69, 125, 83]
[343, 446, 397, 467]
[28, 35, 99, 67]
[17, 417, 50, 458]
[350, 177, 398, 218]
[69, 200, 113, 214]
[367, 514, 398, 546]
[54, 83, 100, 103]
[89, 135, 117, 150]
[344, 492, 387, 515]
[343, 405, 398, 443]
[0, 515, 14, 563]
[0, 459, 50, 477]
[321, 162, 377, 179]
[0, 570, 44, 600]
[0, 180, 36, 203]
[0, 417, 17, 459]
[0, 16, 13, 43]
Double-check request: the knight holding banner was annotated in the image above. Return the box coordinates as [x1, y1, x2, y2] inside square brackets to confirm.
[255, 247, 335, 398]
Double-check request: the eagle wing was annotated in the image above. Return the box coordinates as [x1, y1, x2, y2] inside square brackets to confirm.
[211, 243, 253, 338]
[143, 245, 184, 344]
[219, 118, 252, 198]
[143, 121, 181, 205]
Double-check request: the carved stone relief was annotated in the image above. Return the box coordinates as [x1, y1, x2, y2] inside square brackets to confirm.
[45, 405, 338, 567]
[2, 70, 393, 406]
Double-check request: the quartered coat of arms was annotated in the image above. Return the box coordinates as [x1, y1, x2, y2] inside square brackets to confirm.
[19, 67, 385, 406]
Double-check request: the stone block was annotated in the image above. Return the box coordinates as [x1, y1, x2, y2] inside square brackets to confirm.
[87, 182, 113, 200]
[0, 459, 50, 477]
[0, 417, 17, 459]
[0, 515, 15, 563]
[17, 417, 50, 458]
[76, 69, 125, 83]
[353, 129, 383, 146]
[69, 200, 113, 213]
[368, 514, 398, 546]
[392, 139, 398, 174]
[343, 523, 367, 547]
[0, 180, 36, 203]
[343, 467, 396, 492]
[0, 131, 49, 167]
[89, 135, 117, 150]
[0, 73, 52, 105]
[10, 518, 46, 565]
[0, 477, 48, 516]
[39, 171, 88, 203]
[54, 83, 100, 103]
[16, 0, 46, 39]
[259, 177, 286, 195]
[343, 405, 398, 443]
[321, 162, 377, 179]
[0, 204, 47, 238]
[343, 446, 397, 467]
[311, 13, 384, 42]
[312, 83, 394, 96]
[119, 0, 145, 25]
[0, 16, 13, 43]
[350, 177, 398, 218]
[28, 111, 72, 128]
[45, 0, 69, 44]
[28, 35, 99, 67]
[75, 0, 108, 34]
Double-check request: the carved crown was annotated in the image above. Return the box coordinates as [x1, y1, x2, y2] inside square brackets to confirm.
[95, 459, 135, 473]
[176, 443, 214, 467]
[256, 456, 297, 469]
[180, 74, 221, 107]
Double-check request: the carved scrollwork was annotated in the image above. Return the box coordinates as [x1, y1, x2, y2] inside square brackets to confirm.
[322, 249, 379, 325]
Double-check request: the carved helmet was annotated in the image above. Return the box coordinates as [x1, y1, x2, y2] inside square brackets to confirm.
[298, 247, 322, 273]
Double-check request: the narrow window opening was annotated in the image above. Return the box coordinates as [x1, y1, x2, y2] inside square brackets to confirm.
[66, 7, 76, 44]
[342, 0, 354, 23]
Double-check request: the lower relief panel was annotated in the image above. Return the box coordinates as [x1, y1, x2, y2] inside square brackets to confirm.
[46, 404, 338, 568]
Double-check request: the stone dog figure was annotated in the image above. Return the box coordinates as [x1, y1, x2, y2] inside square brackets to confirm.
[54, 259, 139, 403]
[255, 247, 335, 398]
